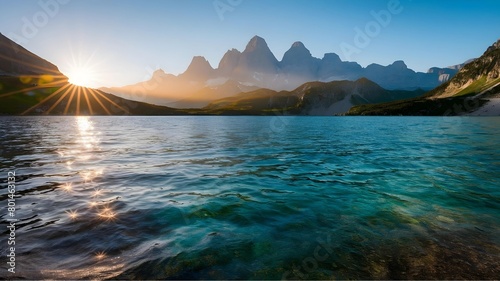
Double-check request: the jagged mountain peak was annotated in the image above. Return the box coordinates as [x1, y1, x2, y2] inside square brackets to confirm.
[220, 49, 241, 62]
[286, 41, 311, 54]
[492, 38, 500, 48]
[485, 38, 500, 54]
[152, 69, 167, 77]
[218, 49, 242, 75]
[187, 56, 213, 70]
[291, 41, 306, 49]
[323, 53, 342, 63]
[281, 40, 317, 78]
[191, 56, 209, 63]
[390, 60, 408, 69]
[227, 48, 241, 55]
[283, 41, 313, 59]
[244, 35, 270, 52]
[235, 35, 279, 78]
[181, 56, 214, 80]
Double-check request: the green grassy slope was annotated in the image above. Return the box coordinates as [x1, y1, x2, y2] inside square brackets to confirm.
[0, 76, 187, 116]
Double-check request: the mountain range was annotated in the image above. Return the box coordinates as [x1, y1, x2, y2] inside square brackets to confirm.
[102, 36, 464, 108]
[0, 31, 422, 116]
[1, 31, 498, 116]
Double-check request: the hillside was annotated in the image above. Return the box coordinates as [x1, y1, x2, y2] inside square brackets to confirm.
[0, 32, 66, 81]
[0, 33, 187, 116]
[0, 76, 187, 116]
[347, 38, 500, 116]
[205, 78, 424, 116]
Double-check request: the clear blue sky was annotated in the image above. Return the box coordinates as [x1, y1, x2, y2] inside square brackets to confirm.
[1, 0, 499, 88]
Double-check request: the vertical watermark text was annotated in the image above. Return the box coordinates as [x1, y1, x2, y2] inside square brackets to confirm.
[6, 171, 17, 274]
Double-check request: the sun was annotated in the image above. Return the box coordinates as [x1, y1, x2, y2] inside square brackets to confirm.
[63, 44, 107, 88]
[68, 66, 95, 87]
[17, 44, 131, 116]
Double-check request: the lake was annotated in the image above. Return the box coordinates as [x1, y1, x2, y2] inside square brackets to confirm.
[0, 116, 499, 279]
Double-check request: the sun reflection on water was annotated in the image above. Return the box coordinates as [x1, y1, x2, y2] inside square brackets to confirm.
[56, 116, 116, 265]
[66, 210, 79, 220]
[98, 208, 117, 221]
[61, 182, 73, 192]
[95, 251, 107, 260]
[76, 116, 101, 152]
[92, 188, 104, 197]
[77, 116, 93, 132]
[81, 169, 104, 182]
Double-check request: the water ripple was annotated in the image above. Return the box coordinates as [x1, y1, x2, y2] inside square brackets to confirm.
[0, 116, 499, 279]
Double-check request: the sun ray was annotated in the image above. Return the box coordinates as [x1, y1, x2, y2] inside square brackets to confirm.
[0, 80, 67, 99]
[82, 87, 94, 115]
[21, 83, 72, 115]
[45, 84, 75, 115]
[63, 86, 78, 115]
[92, 90, 130, 114]
[76, 87, 81, 116]
[88, 89, 111, 115]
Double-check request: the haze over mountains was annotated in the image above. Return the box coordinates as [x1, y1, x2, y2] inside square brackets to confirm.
[1, 30, 498, 116]
[102, 36, 464, 108]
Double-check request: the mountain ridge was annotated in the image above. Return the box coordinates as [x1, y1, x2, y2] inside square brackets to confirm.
[2, 32, 491, 117]
[102, 35, 464, 108]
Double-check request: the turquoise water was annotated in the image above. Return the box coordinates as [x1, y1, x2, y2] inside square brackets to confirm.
[0, 116, 499, 279]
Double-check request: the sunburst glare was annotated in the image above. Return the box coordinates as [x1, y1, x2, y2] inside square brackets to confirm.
[92, 188, 104, 197]
[61, 183, 73, 192]
[95, 251, 107, 260]
[66, 210, 79, 220]
[98, 205, 117, 221]
[67, 66, 95, 87]
[77, 116, 93, 132]
[64, 44, 108, 88]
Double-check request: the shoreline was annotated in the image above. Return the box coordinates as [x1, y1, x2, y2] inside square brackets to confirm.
[466, 98, 500, 116]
